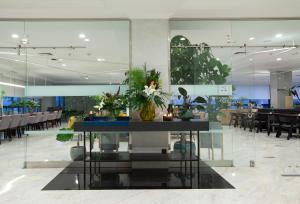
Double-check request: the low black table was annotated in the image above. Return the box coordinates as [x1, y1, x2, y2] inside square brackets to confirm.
[74, 120, 209, 188]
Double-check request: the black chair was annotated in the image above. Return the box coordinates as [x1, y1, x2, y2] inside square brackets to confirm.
[229, 112, 239, 127]
[239, 113, 248, 129]
[276, 114, 299, 140]
[267, 113, 280, 136]
[253, 113, 270, 133]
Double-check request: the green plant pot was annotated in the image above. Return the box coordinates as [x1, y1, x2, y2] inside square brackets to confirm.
[139, 102, 156, 121]
[70, 146, 85, 161]
[180, 110, 193, 121]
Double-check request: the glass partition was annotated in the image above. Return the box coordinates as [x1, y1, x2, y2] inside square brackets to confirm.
[170, 20, 256, 167]
[0, 21, 28, 168]
[21, 20, 130, 166]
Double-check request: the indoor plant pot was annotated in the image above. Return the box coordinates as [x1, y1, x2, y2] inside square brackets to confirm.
[180, 109, 193, 121]
[285, 95, 293, 109]
[70, 146, 85, 161]
[139, 102, 156, 121]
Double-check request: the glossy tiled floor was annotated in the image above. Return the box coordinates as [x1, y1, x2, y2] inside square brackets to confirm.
[1, 126, 300, 203]
[43, 163, 234, 190]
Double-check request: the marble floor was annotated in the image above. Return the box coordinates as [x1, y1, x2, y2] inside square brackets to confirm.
[1, 126, 300, 203]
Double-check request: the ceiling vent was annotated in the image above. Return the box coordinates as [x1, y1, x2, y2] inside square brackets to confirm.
[38, 52, 53, 56]
[234, 51, 247, 55]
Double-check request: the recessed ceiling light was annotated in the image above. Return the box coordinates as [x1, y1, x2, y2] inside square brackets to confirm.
[249, 37, 255, 41]
[61, 63, 67, 67]
[21, 37, 28, 45]
[97, 58, 105, 62]
[180, 37, 185, 41]
[11, 34, 19, 39]
[84, 76, 89, 80]
[58, 58, 63, 62]
[276, 57, 282, 61]
[84, 38, 90, 42]
[14, 59, 19, 62]
[275, 33, 283, 38]
[249, 58, 253, 61]
[79, 33, 86, 39]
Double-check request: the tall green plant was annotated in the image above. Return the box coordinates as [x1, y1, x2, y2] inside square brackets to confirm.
[171, 35, 231, 85]
[171, 35, 232, 121]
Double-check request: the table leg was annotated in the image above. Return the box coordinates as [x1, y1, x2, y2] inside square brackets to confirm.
[190, 130, 192, 188]
[89, 132, 92, 185]
[83, 131, 86, 189]
[184, 137, 187, 175]
[197, 130, 200, 187]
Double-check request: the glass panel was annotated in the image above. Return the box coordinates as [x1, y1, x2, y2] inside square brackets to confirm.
[170, 20, 257, 167]
[0, 21, 28, 168]
[23, 20, 130, 165]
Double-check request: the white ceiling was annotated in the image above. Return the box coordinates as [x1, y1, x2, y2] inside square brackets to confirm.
[0, 0, 299, 19]
[0, 0, 300, 86]
[171, 20, 300, 85]
[0, 21, 130, 85]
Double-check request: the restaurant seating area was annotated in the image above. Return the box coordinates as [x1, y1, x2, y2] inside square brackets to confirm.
[0, 110, 62, 144]
[230, 109, 300, 140]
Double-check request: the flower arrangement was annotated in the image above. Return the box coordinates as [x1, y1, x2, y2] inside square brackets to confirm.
[92, 87, 127, 117]
[234, 97, 246, 109]
[177, 87, 206, 120]
[125, 67, 168, 121]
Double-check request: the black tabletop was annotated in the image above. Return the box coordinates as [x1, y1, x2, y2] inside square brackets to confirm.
[74, 120, 209, 132]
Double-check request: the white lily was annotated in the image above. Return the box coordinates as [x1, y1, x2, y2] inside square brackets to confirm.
[94, 100, 105, 111]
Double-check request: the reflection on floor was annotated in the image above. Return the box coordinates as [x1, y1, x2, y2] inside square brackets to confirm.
[2, 126, 300, 203]
[43, 161, 234, 190]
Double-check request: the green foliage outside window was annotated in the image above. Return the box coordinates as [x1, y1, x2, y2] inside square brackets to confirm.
[170, 35, 232, 121]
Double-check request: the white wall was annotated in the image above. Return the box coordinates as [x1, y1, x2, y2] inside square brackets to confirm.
[130, 19, 170, 156]
[233, 85, 270, 100]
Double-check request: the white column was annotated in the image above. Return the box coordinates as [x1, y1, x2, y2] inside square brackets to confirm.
[130, 19, 170, 156]
[270, 71, 292, 108]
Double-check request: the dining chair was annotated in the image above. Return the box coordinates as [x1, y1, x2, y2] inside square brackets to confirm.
[276, 114, 299, 140]
[0, 116, 12, 144]
[8, 115, 22, 140]
[41, 112, 49, 129]
[56, 110, 62, 126]
[18, 115, 28, 137]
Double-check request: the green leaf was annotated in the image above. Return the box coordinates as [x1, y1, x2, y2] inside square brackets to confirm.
[56, 133, 73, 142]
[178, 87, 187, 97]
[196, 105, 205, 110]
[193, 96, 207, 103]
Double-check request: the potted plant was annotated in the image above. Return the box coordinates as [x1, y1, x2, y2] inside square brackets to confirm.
[92, 87, 128, 119]
[177, 87, 206, 121]
[234, 97, 245, 110]
[56, 115, 93, 161]
[125, 67, 168, 121]
[278, 85, 300, 109]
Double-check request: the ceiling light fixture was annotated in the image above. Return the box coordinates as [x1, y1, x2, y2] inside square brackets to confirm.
[249, 58, 253, 61]
[97, 58, 105, 62]
[61, 63, 67, 67]
[276, 57, 282, 61]
[180, 37, 185, 41]
[249, 37, 255, 41]
[58, 58, 63, 62]
[254, 47, 293, 54]
[0, 81, 25, 89]
[79, 33, 86, 39]
[84, 76, 89, 80]
[275, 33, 283, 38]
[84, 38, 90, 42]
[11, 34, 19, 39]
[21, 37, 29, 45]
